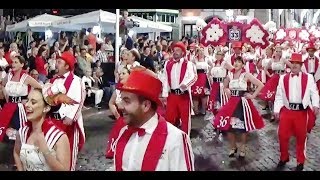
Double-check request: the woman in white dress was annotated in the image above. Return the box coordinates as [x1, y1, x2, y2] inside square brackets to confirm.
[0, 55, 42, 143]
[13, 88, 71, 171]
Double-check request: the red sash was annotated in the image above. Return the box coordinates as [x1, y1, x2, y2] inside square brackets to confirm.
[303, 57, 319, 74]
[166, 58, 188, 88]
[50, 72, 74, 93]
[115, 115, 168, 171]
[21, 119, 65, 148]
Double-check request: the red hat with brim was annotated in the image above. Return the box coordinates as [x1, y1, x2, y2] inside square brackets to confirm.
[117, 67, 163, 106]
[289, 53, 303, 63]
[306, 43, 317, 51]
[59, 52, 76, 70]
[232, 41, 242, 49]
[172, 42, 187, 55]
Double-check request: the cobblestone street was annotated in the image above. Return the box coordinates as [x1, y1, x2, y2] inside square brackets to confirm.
[1, 100, 320, 171]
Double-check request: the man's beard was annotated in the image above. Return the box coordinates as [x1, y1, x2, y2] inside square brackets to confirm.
[123, 108, 143, 127]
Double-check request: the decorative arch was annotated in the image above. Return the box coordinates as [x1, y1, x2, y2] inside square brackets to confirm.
[204, 15, 224, 24]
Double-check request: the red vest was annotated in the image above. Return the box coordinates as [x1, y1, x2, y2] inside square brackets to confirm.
[166, 58, 188, 88]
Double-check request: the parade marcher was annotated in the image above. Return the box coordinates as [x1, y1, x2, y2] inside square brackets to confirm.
[46, 51, 86, 171]
[227, 41, 243, 66]
[256, 45, 274, 110]
[13, 88, 72, 171]
[186, 43, 196, 61]
[163, 42, 197, 135]
[213, 56, 264, 158]
[259, 44, 292, 121]
[243, 45, 259, 77]
[274, 53, 319, 171]
[0, 55, 42, 142]
[207, 50, 233, 116]
[191, 44, 211, 115]
[301, 42, 320, 94]
[257, 45, 274, 84]
[113, 67, 194, 171]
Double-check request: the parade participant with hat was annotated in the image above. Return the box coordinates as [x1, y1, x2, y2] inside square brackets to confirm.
[190, 44, 212, 115]
[212, 56, 264, 158]
[301, 42, 320, 94]
[45, 51, 86, 171]
[113, 67, 194, 171]
[163, 42, 197, 135]
[0, 55, 42, 143]
[227, 41, 243, 66]
[13, 88, 74, 171]
[259, 44, 292, 121]
[274, 53, 319, 171]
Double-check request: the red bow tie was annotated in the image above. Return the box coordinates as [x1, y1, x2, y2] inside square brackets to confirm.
[291, 74, 299, 77]
[127, 127, 146, 137]
[56, 75, 65, 79]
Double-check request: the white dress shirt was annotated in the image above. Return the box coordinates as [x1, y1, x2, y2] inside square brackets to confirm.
[115, 113, 194, 171]
[162, 58, 197, 97]
[289, 73, 302, 103]
[308, 57, 316, 73]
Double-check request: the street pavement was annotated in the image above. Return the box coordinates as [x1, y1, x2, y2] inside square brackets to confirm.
[1, 100, 320, 171]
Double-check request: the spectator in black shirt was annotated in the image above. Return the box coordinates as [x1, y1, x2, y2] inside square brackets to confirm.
[139, 46, 155, 72]
[27, 47, 38, 72]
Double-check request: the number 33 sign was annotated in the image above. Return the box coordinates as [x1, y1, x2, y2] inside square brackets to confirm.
[227, 22, 244, 42]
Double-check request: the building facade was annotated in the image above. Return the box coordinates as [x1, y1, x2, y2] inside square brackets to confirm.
[127, 9, 179, 40]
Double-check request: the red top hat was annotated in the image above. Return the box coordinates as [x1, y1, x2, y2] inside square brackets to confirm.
[289, 53, 303, 63]
[172, 42, 187, 55]
[59, 52, 76, 70]
[306, 42, 317, 51]
[117, 67, 163, 106]
[232, 41, 242, 49]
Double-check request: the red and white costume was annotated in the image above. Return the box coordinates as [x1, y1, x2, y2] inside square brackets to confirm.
[48, 52, 86, 171]
[257, 57, 272, 84]
[259, 58, 286, 101]
[0, 71, 30, 142]
[243, 52, 258, 75]
[274, 71, 319, 164]
[18, 119, 66, 171]
[163, 57, 197, 135]
[301, 43, 320, 93]
[191, 56, 210, 97]
[114, 113, 194, 171]
[112, 67, 194, 171]
[227, 52, 243, 66]
[207, 60, 229, 115]
[212, 69, 264, 132]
